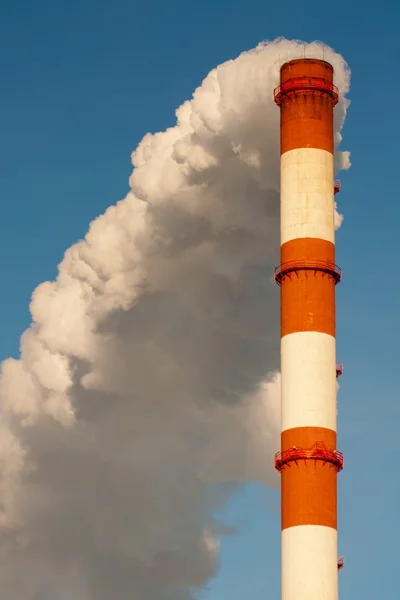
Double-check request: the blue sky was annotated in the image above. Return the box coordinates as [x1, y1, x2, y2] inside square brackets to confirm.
[1, 0, 400, 598]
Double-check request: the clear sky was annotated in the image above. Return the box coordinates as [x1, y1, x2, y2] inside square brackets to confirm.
[1, 0, 400, 598]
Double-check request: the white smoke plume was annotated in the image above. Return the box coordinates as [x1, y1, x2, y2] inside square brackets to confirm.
[0, 38, 350, 598]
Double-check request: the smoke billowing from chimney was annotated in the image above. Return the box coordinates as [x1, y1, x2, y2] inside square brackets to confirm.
[0, 38, 350, 599]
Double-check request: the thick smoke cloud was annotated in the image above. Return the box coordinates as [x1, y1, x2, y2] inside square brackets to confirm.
[0, 39, 350, 598]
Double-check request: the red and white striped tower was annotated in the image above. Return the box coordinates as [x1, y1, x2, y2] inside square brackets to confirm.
[273, 59, 344, 600]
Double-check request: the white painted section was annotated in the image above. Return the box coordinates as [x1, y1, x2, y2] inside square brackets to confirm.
[281, 331, 336, 432]
[281, 148, 335, 244]
[282, 525, 338, 600]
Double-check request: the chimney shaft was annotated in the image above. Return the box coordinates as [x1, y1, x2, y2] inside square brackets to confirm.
[273, 58, 343, 600]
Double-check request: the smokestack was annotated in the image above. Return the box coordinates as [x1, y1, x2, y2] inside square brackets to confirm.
[273, 59, 344, 599]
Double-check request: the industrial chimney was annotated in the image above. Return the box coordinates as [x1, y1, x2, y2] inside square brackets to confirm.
[273, 59, 344, 600]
